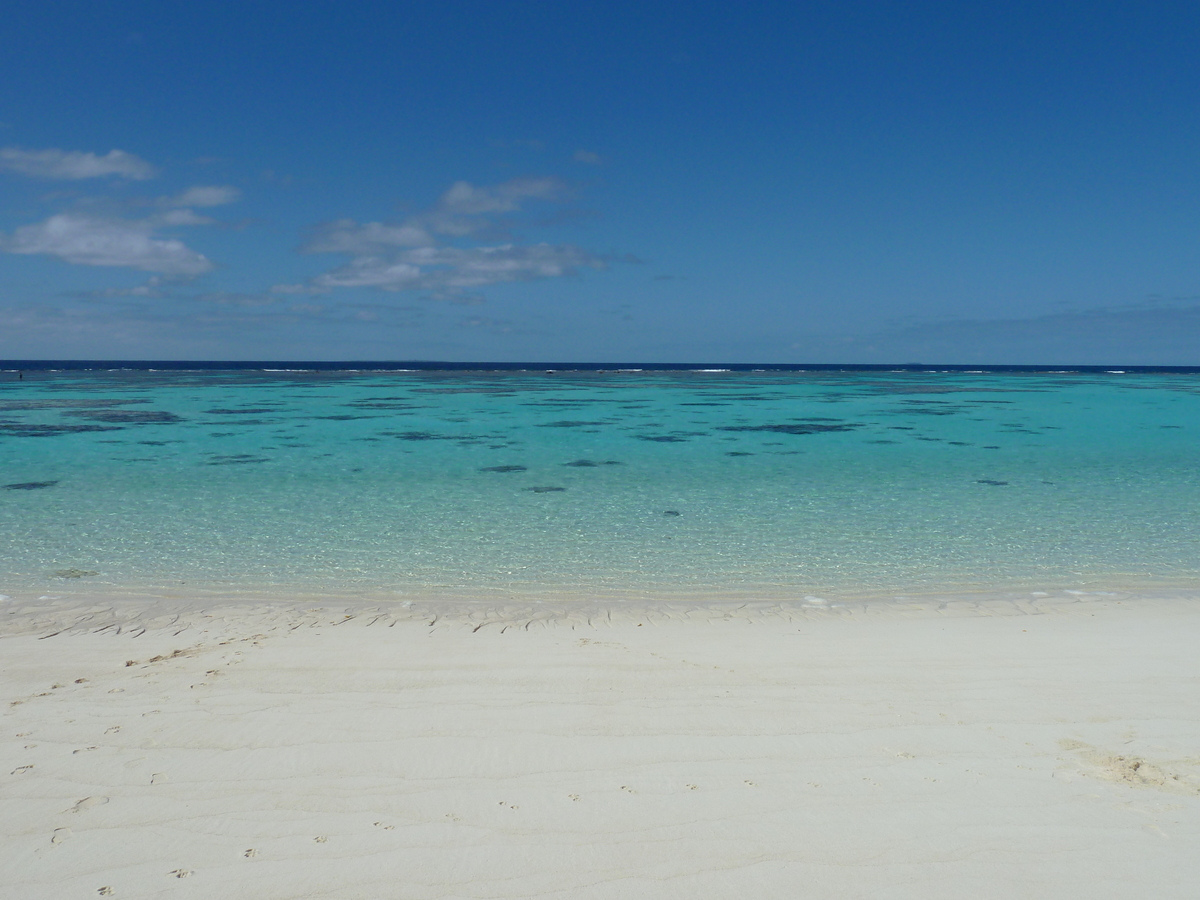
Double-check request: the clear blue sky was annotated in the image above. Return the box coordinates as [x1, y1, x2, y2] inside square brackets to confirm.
[2, 1, 1199, 362]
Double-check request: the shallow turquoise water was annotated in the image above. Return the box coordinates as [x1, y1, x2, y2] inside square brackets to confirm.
[2, 368, 1198, 600]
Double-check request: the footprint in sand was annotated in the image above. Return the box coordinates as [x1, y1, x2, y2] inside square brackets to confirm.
[243, 849, 257, 858]
[51, 828, 70, 844]
[68, 797, 109, 813]
[313, 836, 328, 843]
[169, 869, 192, 878]
[98, 888, 113, 896]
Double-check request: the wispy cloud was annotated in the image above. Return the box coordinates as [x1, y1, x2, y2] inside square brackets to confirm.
[0, 147, 157, 180]
[298, 243, 599, 293]
[278, 177, 604, 296]
[161, 185, 241, 207]
[573, 149, 603, 165]
[1, 213, 212, 275]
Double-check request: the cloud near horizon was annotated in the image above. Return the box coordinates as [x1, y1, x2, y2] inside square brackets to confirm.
[0, 146, 157, 180]
[276, 177, 604, 295]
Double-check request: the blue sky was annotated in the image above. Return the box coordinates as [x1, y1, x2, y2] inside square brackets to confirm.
[2, 1, 1199, 362]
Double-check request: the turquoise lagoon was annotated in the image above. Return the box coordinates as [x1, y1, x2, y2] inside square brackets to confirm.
[1, 366, 1198, 602]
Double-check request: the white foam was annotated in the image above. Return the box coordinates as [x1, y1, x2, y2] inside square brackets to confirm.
[0, 595, 10, 603]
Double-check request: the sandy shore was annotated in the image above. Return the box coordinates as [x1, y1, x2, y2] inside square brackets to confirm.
[2, 591, 1199, 899]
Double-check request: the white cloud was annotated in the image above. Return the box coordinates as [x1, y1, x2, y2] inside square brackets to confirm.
[163, 185, 241, 207]
[573, 149, 603, 165]
[282, 177, 601, 296]
[0, 147, 156, 180]
[1, 213, 212, 275]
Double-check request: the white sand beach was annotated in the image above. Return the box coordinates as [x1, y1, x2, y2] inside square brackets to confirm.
[2, 591, 1199, 899]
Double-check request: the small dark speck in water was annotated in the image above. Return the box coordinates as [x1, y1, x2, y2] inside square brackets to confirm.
[4, 480, 59, 490]
[982, 445, 1001, 449]
[726, 451, 754, 456]
[976, 479, 1009, 486]
[524, 486, 566, 492]
[53, 569, 99, 578]
[481, 465, 527, 473]
[206, 454, 269, 465]
[663, 510, 682, 516]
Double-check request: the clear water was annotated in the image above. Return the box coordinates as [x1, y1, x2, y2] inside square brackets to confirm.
[2, 367, 1198, 601]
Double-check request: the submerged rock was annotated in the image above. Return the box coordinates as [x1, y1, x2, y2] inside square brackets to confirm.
[4, 480, 58, 490]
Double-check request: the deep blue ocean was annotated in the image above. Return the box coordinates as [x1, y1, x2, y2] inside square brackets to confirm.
[2, 363, 1198, 602]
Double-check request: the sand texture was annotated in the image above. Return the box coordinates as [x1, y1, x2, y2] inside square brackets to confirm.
[2, 592, 1199, 899]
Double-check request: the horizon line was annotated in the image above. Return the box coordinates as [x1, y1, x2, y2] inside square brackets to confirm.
[3, 360, 1199, 373]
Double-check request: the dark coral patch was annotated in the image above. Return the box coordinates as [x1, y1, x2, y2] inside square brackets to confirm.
[0, 399, 148, 411]
[204, 408, 280, 415]
[719, 423, 859, 435]
[66, 410, 184, 424]
[0, 423, 121, 437]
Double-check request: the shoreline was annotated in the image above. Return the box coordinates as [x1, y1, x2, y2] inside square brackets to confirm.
[4, 582, 1200, 639]
[3, 590, 1199, 898]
